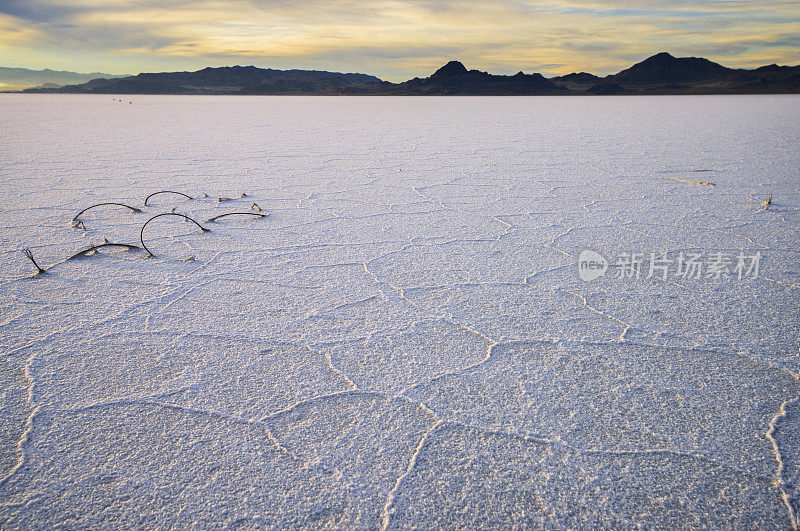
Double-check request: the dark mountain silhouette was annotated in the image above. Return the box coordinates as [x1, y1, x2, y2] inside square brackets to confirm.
[26, 65, 382, 94]
[549, 72, 602, 91]
[549, 52, 800, 94]
[432, 60, 469, 78]
[381, 60, 566, 95]
[586, 82, 628, 95]
[610, 52, 730, 85]
[23, 53, 800, 95]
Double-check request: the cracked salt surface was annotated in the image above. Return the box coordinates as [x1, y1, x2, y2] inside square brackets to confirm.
[1, 94, 799, 528]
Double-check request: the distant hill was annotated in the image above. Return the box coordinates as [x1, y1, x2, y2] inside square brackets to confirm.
[25, 65, 382, 95]
[549, 72, 602, 91]
[550, 52, 800, 94]
[611, 52, 730, 85]
[0, 67, 126, 91]
[381, 60, 566, 95]
[21, 53, 800, 95]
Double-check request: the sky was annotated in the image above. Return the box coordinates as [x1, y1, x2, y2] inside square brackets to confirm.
[0, 0, 798, 80]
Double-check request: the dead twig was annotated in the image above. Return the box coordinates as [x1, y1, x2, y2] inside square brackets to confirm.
[72, 202, 142, 221]
[205, 212, 268, 223]
[760, 195, 772, 211]
[217, 194, 246, 202]
[144, 191, 193, 206]
[67, 243, 141, 260]
[139, 212, 210, 257]
[250, 203, 262, 212]
[23, 249, 46, 275]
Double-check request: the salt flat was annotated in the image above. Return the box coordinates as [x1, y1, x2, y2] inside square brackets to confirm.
[1, 94, 799, 528]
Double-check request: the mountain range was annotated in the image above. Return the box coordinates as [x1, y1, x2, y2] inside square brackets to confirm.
[25, 66, 383, 95]
[16, 53, 800, 95]
[0, 67, 127, 91]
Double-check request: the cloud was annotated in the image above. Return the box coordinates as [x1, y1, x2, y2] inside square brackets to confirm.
[0, 0, 83, 22]
[0, 0, 797, 78]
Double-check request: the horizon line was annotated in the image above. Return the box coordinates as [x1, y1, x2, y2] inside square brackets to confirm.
[4, 51, 800, 82]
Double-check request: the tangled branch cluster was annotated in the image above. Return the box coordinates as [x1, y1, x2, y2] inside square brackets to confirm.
[23, 190, 267, 277]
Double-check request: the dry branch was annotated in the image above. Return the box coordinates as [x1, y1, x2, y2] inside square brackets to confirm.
[144, 191, 193, 206]
[139, 212, 210, 257]
[72, 202, 142, 221]
[23, 248, 46, 275]
[67, 243, 141, 260]
[205, 212, 268, 223]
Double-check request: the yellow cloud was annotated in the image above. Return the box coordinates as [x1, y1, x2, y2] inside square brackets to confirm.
[0, 14, 43, 46]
